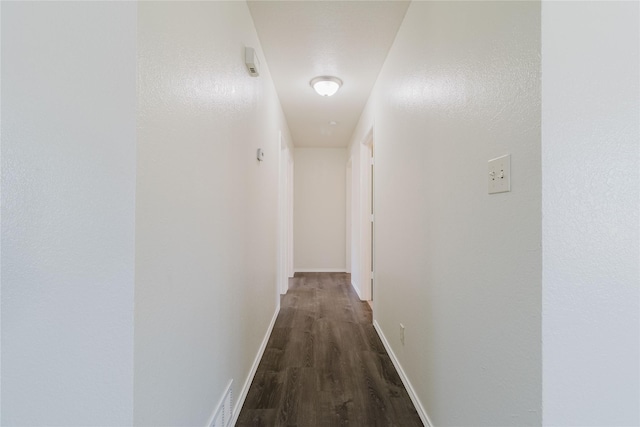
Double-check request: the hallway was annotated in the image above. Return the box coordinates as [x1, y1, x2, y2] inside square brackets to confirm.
[2, 1, 638, 425]
[237, 273, 422, 427]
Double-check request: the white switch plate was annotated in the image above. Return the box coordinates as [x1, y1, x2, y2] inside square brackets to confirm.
[488, 154, 511, 194]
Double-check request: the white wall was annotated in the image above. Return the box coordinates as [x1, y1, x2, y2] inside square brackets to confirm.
[1, 2, 137, 425]
[135, 2, 292, 425]
[0, 2, 3, 416]
[541, 2, 640, 425]
[349, 2, 542, 425]
[294, 148, 347, 272]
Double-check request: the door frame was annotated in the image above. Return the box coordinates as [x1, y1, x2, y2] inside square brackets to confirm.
[278, 131, 294, 295]
[360, 128, 374, 302]
[346, 158, 352, 274]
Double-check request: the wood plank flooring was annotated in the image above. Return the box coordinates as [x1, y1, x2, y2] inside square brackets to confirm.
[236, 272, 423, 427]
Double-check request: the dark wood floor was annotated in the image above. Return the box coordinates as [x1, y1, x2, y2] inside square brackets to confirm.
[236, 272, 423, 427]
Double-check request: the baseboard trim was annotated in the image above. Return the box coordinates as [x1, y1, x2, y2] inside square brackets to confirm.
[351, 280, 364, 301]
[227, 305, 279, 427]
[373, 320, 434, 427]
[294, 268, 346, 273]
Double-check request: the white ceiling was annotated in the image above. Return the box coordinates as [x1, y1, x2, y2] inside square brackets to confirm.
[248, 1, 410, 148]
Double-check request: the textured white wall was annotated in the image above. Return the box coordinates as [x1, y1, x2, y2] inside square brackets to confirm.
[1, 2, 137, 425]
[349, 2, 542, 425]
[135, 2, 291, 425]
[294, 148, 347, 271]
[541, 2, 640, 425]
[0, 2, 3, 416]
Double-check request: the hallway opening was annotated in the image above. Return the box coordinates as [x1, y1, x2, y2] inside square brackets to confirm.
[2, 1, 637, 426]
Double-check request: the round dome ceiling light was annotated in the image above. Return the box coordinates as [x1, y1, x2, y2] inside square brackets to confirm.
[310, 76, 343, 97]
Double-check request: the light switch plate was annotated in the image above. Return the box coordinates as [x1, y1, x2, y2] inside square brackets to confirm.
[488, 154, 510, 194]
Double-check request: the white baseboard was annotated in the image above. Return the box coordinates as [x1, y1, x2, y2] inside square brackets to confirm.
[294, 268, 346, 273]
[351, 280, 364, 301]
[227, 305, 279, 427]
[373, 320, 434, 427]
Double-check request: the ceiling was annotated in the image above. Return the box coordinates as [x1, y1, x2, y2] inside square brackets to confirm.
[248, 1, 410, 148]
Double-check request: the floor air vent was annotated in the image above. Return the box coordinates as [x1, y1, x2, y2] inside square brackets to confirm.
[210, 380, 233, 427]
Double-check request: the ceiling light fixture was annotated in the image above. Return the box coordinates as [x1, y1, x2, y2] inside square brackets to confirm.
[310, 76, 342, 97]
